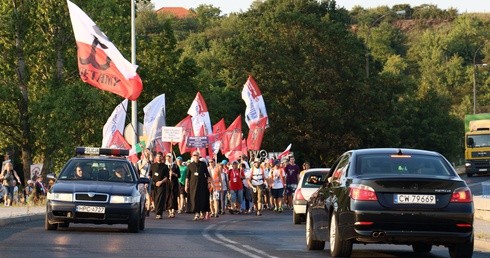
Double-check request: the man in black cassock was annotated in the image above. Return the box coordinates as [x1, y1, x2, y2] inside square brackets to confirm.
[150, 152, 169, 219]
[185, 151, 211, 220]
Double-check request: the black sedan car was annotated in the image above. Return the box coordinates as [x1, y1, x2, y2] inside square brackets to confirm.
[306, 148, 473, 258]
[45, 147, 149, 233]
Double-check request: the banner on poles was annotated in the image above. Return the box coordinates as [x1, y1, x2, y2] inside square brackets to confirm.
[186, 136, 208, 148]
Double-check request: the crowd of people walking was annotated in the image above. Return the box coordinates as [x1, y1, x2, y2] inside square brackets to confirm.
[140, 149, 301, 221]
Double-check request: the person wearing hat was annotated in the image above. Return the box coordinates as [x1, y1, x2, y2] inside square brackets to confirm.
[247, 158, 265, 216]
[269, 159, 285, 212]
[176, 156, 188, 214]
[24, 179, 34, 204]
[185, 151, 211, 220]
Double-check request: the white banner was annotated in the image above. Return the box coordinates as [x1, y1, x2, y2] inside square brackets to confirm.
[101, 99, 128, 148]
[144, 94, 166, 146]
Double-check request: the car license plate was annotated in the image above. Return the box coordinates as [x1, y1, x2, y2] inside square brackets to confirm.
[76, 205, 105, 213]
[394, 194, 435, 204]
[479, 168, 488, 172]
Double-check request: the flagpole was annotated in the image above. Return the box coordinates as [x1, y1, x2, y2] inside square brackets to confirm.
[131, 0, 139, 145]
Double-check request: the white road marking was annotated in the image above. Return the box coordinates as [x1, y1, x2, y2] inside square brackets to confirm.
[203, 222, 279, 258]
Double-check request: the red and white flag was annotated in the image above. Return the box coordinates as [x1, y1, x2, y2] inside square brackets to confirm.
[223, 115, 242, 154]
[242, 75, 268, 128]
[277, 143, 292, 160]
[246, 116, 267, 151]
[208, 118, 227, 155]
[153, 138, 171, 156]
[101, 99, 127, 148]
[187, 92, 212, 136]
[67, 0, 143, 100]
[175, 116, 193, 154]
[107, 130, 139, 163]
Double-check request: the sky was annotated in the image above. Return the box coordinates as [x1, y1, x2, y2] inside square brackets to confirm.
[152, 0, 490, 14]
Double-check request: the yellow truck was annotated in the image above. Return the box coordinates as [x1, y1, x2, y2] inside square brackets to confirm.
[465, 114, 490, 177]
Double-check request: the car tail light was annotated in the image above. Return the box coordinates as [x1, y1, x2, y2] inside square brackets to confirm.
[349, 184, 377, 201]
[294, 188, 305, 201]
[450, 187, 472, 203]
[354, 221, 374, 226]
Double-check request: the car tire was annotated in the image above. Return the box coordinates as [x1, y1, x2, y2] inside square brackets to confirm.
[139, 206, 146, 231]
[128, 211, 140, 233]
[45, 214, 58, 231]
[306, 210, 325, 250]
[412, 243, 432, 253]
[293, 210, 302, 224]
[59, 222, 70, 228]
[467, 173, 474, 178]
[448, 236, 474, 258]
[329, 213, 352, 257]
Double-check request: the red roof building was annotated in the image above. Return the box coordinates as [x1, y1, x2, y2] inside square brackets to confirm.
[156, 7, 193, 18]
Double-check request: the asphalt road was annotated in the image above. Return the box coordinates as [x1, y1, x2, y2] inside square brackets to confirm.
[0, 208, 489, 258]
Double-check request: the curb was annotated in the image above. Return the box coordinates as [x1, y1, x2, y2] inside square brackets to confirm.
[0, 214, 44, 227]
[475, 238, 490, 252]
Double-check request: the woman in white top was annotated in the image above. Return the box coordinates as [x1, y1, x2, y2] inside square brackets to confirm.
[269, 160, 285, 212]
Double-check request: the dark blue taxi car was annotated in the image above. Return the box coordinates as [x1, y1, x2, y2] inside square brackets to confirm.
[45, 147, 149, 233]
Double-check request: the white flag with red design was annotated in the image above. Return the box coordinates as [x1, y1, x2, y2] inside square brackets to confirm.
[101, 99, 127, 148]
[187, 92, 212, 135]
[67, 0, 143, 100]
[242, 75, 268, 128]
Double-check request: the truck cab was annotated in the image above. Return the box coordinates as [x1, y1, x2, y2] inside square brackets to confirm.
[465, 119, 490, 177]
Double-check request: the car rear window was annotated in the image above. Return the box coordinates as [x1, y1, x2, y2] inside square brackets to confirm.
[58, 159, 136, 182]
[355, 154, 454, 176]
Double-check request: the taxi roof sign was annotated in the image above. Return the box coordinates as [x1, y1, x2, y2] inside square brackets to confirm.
[75, 147, 129, 156]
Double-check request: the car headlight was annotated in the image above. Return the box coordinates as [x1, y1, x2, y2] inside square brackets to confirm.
[110, 195, 140, 204]
[47, 192, 73, 202]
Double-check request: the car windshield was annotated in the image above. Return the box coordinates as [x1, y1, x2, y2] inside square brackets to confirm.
[58, 159, 135, 183]
[355, 153, 454, 176]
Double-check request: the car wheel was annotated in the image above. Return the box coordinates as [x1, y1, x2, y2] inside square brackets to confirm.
[293, 210, 302, 224]
[467, 173, 474, 178]
[448, 236, 474, 258]
[45, 214, 58, 231]
[139, 206, 146, 231]
[59, 222, 70, 228]
[412, 243, 432, 253]
[306, 210, 325, 250]
[128, 211, 140, 233]
[329, 213, 352, 257]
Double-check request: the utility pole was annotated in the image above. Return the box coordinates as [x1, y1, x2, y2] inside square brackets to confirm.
[365, 10, 406, 78]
